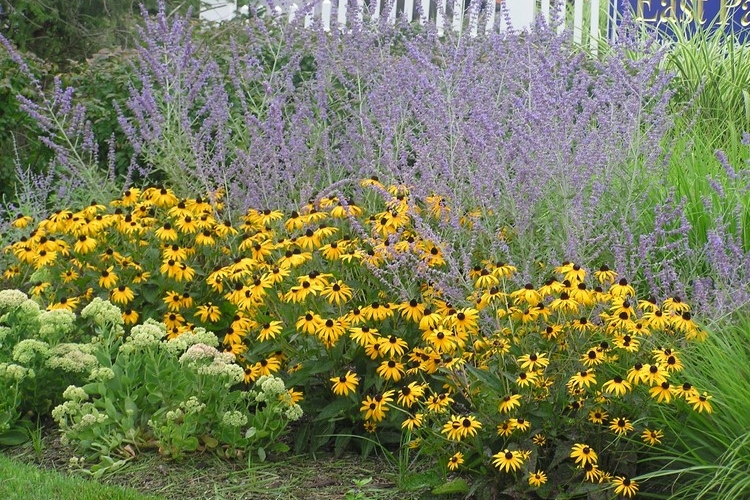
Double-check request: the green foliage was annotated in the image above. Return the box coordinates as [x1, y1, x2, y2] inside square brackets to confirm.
[50, 311, 301, 467]
[641, 313, 750, 500]
[0, 289, 94, 441]
[662, 22, 750, 144]
[0, 49, 54, 203]
[0, 454, 164, 500]
[1, 0, 200, 64]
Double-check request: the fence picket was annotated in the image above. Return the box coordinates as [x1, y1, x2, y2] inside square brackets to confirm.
[485, 2, 496, 34]
[322, 0, 332, 30]
[200, 0, 609, 52]
[420, 0, 430, 24]
[540, 0, 550, 22]
[404, 0, 415, 22]
[436, 0, 446, 36]
[558, 0, 567, 34]
[573, 0, 583, 42]
[338, 0, 347, 28]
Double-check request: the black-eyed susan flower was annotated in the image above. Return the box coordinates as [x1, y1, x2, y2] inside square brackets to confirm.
[510, 417, 530, 432]
[570, 443, 598, 466]
[402, 413, 424, 431]
[609, 417, 634, 435]
[397, 382, 425, 407]
[60, 268, 79, 283]
[447, 452, 464, 471]
[2, 265, 21, 280]
[132, 270, 151, 285]
[517, 352, 549, 371]
[582, 461, 601, 482]
[643, 308, 669, 330]
[398, 299, 426, 322]
[571, 316, 596, 332]
[122, 308, 139, 325]
[380, 335, 408, 357]
[458, 415, 482, 439]
[257, 321, 283, 342]
[361, 301, 393, 322]
[98, 266, 118, 289]
[12, 214, 33, 228]
[490, 261, 517, 280]
[641, 363, 668, 386]
[427, 327, 456, 353]
[164, 290, 184, 311]
[528, 470, 547, 487]
[376, 359, 405, 382]
[441, 416, 464, 441]
[497, 420, 516, 437]
[315, 318, 346, 346]
[510, 284, 542, 306]
[613, 476, 639, 498]
[492, 449, 524, 473]
[160, 259, 182, 280]
[222, 327, 245, 345]
[33, 249, 57, 268]
[360, 391, 394, 422]
[195, 303, 221, 323]
[474, 268, 499, 289]
[162, 244, 188, 262]
[674, 381, 699, 399]
[364, 340, 383, 360]
[348, 326, 378, 346]
[195, 229, 216, 246]
[602, 376, 632, 397]
[426, 392, 454, 413]
[110, 285, 135, 305]
[214, 219, 239, 238]
[254, 357, 281, 377]
[48, 296, 79, 312]
[613, 333, 640, 352]
[498, 394, 522, 413]
[687, 391, 713, 413]
[580, 348, 605, 367]
[568, 370, 597, 390]
[155, 222, 179, 241]
[174, 215, 198, 234]
[549, 291, 580, 314]
[163, 312, 184, 330]
[594, 264, 617, 285]
[609, 278, 635, 298]
[330, 371, 359, 396]
[588, 409, 608, 425]
[516, 370, 538, 388]
[532, 434, 546, 446]
[321, 280, 353, 306]
[541, 324, 563, 340]
[73, 234, 97, 254]
[641, 428, 664, 445]
[146, 187, 178, 207]
[626, 362, 647, 385]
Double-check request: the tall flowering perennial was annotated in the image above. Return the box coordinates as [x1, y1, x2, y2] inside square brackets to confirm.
[0, 182, 714, 493]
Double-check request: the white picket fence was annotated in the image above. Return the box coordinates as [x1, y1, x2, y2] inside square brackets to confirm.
[201, 0, 610, 52]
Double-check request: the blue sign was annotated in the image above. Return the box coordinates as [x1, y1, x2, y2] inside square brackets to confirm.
[612, 1, 750, 41]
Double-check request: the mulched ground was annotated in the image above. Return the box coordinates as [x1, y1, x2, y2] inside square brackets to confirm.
[3, 430, 426, 500]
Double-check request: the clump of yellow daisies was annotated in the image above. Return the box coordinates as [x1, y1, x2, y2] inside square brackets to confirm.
[2, 180, 712, 496]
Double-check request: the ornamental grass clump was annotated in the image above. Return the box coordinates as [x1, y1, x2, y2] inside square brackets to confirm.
[0, 179, 716, 495]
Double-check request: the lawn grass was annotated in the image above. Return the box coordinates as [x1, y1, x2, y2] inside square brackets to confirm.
[3, 432, 428, 500]
[0, 453, 164, 500]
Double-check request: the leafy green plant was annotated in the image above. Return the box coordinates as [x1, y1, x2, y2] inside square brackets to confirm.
[50, 301, 302, 467]
[639, 313, 750, 500]
[0, 289, 94, 444]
